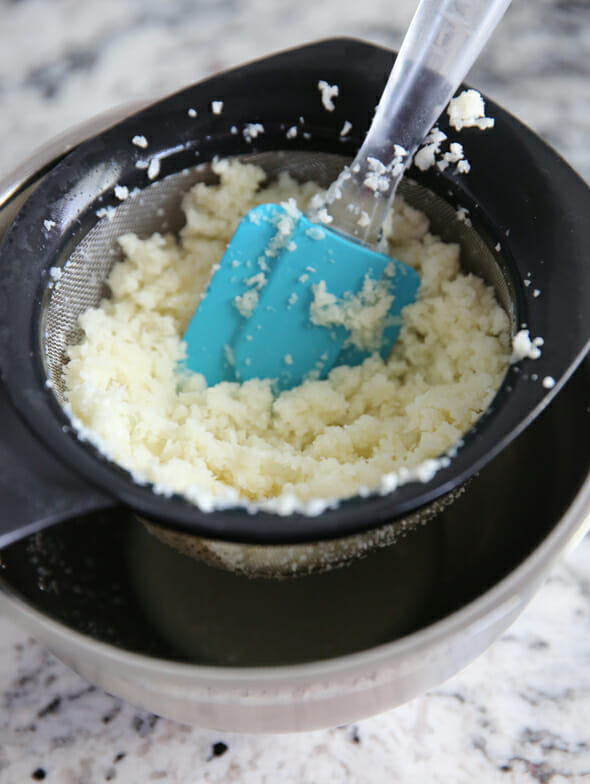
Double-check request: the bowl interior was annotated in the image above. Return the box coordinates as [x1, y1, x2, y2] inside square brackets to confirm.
[1, 358, 588, 667]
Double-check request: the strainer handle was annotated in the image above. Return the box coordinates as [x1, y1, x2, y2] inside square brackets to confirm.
[0, 383, 115, 549]
[321, 0, 511, 245]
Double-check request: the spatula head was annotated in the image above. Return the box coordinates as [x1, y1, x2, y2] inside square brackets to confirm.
[182, 203, 420, 389]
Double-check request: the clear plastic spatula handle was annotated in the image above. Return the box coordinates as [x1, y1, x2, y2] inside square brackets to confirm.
[320, 0, 512, 246]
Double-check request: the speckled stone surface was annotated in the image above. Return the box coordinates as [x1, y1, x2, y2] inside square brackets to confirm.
[0, 0, 589, 184]
[0, 0, 589, 781]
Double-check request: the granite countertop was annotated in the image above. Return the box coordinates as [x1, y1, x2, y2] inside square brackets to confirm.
[1, 0, 589, 781]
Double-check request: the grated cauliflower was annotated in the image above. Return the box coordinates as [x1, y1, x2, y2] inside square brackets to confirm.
[64, 159, 510, 514]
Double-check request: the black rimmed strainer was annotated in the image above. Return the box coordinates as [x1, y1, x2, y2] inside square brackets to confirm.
[0, 39, 588, 575]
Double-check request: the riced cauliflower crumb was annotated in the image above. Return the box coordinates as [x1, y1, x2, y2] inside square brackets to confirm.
[63, 160, 510, 512]
[309, 276, 396, 353]
[243, 123, 265, 143]
[542, 376, 556, 389]
[364, 157, 391, 192]
[132, 135, 148, 148]
[456, 206, 472, 226]
[415, 123, 478, 174]
[414, 144, 438, 172]
[511, 328, 542, 361]
[147, 158, 161, 180]
[233, 288, 259, 318]
[211, 100, 224, 115]
[340, 120, 352, 137]
[114, 185, 129, 201]
[318, 80, 339, 111]
[447, 89, 495, 131]
[43, 219, 56, 231]
[96, 206, 116, 220]
[447, 142, 465, 162]
[426, 127, 447, 145]
[305, 226, 325, 241]
[414, 127, 446, 171]
[315, 207, 333, 225]
[187, 108, 198, 118]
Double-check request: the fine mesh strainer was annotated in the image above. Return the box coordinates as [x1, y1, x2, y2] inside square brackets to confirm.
[0, 39, 589, 576]
[38, 153, 496, 578]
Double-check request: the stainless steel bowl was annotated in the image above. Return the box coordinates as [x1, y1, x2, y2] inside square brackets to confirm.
[0, 100, 589, 733]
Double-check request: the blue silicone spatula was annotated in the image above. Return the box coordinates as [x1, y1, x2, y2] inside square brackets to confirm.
[183, 0, 511, 390]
